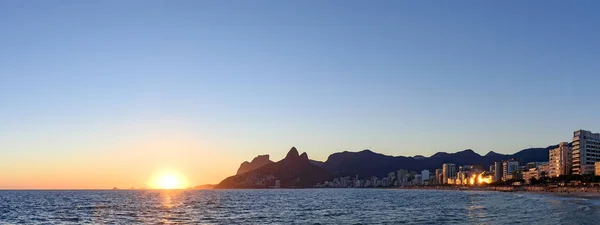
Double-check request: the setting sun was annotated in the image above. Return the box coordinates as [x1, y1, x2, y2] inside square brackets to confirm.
[159, 175, 178, 189]
[149, 170, 189, 189]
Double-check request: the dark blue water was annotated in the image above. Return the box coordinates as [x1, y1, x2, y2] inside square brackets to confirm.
[1, 189, 599, 224]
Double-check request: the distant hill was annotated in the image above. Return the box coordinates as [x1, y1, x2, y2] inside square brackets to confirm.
[192, 184, 216, 189]
[321, 145, 557, 178]
[309, 159, 324, 167]
[215, 147, 332, 189]
[236, 155, 274, 175]
[413, 155, 426, 160]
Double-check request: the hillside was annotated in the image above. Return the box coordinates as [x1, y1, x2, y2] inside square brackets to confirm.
[215, 147, 332, 188]
[321, 145, 556, 178]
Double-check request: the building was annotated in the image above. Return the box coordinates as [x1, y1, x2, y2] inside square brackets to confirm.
[442, 163, 456, 184]
[414, 174, 422, 185]
[538, 162, 550, 178]
[435, 169, 443, 184]
[421, 170, 430, 182]
[522, 168, 540, 184]
[494, 161, 503, 182]
[549, 142, 572, 177]
[596, 162, 600, 176]
[457, 171, 469, 185]
[489, 165, 495, 173]
[502, 159, 519, 181]
[397, 169, 409, 184]
[525, 162, 543, 170]
[388, 172, 396, 183]
[572, 130, 600, 175]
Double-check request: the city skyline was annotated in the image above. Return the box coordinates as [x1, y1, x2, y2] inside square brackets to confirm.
[2, 1, 600, 188]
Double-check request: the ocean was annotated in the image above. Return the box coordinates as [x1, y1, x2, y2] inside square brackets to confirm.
[1, 189, 599, 224]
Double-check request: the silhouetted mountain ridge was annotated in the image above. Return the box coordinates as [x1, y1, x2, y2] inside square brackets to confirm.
[236, 154, 273, 175]
[322, 145, 557, 178]
[215, 147, 332, 189]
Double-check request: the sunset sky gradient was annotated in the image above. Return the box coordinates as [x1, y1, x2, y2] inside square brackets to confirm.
[1, 1, 599, 189]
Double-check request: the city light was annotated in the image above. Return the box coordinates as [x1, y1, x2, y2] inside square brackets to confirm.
[476, 172, 493, 185]
[468, 172, 492, 186]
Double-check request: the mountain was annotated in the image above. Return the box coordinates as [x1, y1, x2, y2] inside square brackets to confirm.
[236, 155, 274, 175]
[413, 155, 426, 160]
[309, 159, 324, 167]
[322, 145, 556, 178]
[192, 184, 216, 189]
[215, 147, 332, 189]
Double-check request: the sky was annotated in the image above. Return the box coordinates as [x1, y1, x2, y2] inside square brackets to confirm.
[1, 1, 599, 189]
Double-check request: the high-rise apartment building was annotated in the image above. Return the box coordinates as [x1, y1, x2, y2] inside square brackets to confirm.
[572, 130, 600, 175]
[494, 161, 503, 182]
[421, 170, 430, 182]
[442, 163, 456, 184]
[502, 159, 519, 181]
[435, 169, 443, 184]
[549, 142, 572, 177]
[397, 169, 409, 184]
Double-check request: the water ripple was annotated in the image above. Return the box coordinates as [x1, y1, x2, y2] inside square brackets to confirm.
[1, 189, 599, 224]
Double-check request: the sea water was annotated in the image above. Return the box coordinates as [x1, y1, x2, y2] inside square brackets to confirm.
[1, 189, 599, 224]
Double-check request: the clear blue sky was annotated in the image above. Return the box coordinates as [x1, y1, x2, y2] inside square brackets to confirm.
[1, 1, 600, 185]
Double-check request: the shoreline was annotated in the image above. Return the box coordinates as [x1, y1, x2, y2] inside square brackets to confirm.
[395, 185, 600, 199]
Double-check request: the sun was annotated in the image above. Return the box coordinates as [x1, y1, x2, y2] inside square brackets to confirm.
[149, 170, 189, 189]
[159, 175, 179, 189]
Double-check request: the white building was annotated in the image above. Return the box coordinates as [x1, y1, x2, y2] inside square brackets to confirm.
[523, 168, 540, 184]
[421, 170, 430, 182]
[435, 169, 443, 184]
[538, 162, 550, 178]
[442, 163, 456, 184]
[549, 142, 572, 177]
[572, 130, 600, 175]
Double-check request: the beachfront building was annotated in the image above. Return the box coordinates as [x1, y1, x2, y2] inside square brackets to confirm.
[397, 169, 409, 184]
[421, 170, 430, 183]
[442, 163, 456, 184]
[595, 162, 600, 176]
[435, 169, 443, 185]
[526, 162, 543, 170]
[549, 142, 572, 177]
[414, 174, 422, 185]
[502, 159, 519, 181]
[388, 172, 396, 184]
[538, 162, 550, 178]
[494, 161, 503, 182]
[522, 168, 540, 184]
[572, 130, 600, 175]
[457, 171, 469, 185]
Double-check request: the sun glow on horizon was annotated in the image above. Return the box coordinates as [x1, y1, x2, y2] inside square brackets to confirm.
[149, 170, 189, 189]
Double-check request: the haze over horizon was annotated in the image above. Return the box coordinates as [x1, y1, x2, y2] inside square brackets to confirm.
[1, 1, 599, 189]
